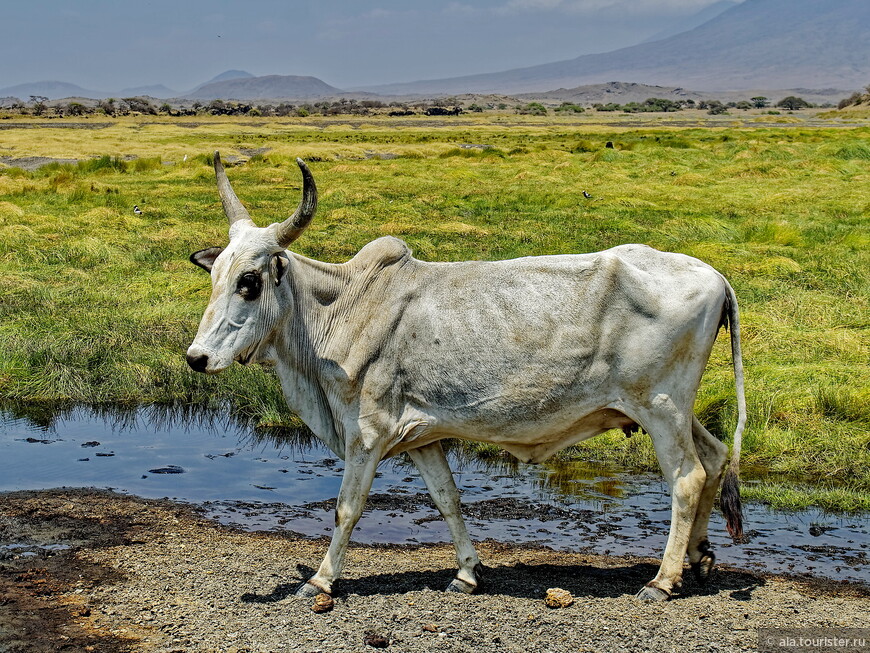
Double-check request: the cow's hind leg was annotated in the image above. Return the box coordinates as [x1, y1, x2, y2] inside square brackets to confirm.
[408, 442, 483, 593]
[295, 443, 382, 597]
[688, 416, 729, 584]
[636, 401, 706, 601]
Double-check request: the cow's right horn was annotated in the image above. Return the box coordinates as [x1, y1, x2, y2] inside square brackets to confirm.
[273, 158, 317, 248]
[213, 151, 254, 230]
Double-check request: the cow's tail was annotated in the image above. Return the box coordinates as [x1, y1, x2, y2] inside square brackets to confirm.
[719, 277, 746, 542]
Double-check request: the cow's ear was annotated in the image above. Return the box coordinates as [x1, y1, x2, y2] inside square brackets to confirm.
[190, 247, 223, 272]
[270, 252, 289, 286]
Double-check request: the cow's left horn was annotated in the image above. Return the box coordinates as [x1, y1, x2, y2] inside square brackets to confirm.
[273, 158, 317, 248]
[214, 151, 254, 229]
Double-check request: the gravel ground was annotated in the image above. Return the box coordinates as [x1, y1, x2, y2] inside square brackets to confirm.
[1, 489, 867, 653]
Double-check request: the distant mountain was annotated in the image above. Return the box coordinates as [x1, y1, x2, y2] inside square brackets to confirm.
[182, 74, 343, 100]
[360, 0, 870, 95]
[640, 0, 739, 44]
[0, 80, 107, 100]
[119, 85, 178, 99]
[0, 70, 337, 103]
[208, 70, 254, 83]
[189, 70, 255, 93]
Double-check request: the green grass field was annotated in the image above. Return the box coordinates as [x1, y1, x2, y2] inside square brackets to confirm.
[0, 111, 867, 510]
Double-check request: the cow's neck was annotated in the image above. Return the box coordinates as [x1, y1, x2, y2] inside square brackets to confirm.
[266, 242, 414, 459]
[268, 253, 364, 459]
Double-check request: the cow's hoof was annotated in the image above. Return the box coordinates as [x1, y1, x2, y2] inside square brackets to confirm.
[296, 581, 328, 598]
[635, 584, 670, 602]
[445, 577, 477, 594]
[473, 562, 486, 589]
[692, 551, 716, 584]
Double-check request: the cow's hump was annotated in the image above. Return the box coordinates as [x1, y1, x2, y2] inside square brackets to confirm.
[352, 236, 412, 270]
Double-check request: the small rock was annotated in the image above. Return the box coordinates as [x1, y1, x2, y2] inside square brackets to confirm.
[544, 587, 574, 609]
[148, 465, 184, 474]
[312, 593, 334, 613]
[422, 623, 438, 633]
[363, 632, 389, 648]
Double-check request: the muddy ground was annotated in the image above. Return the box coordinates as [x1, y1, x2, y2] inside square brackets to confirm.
[1, 489, 867, 653]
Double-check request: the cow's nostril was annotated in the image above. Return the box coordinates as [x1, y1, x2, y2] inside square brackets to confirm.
[186, 353, 209, 373]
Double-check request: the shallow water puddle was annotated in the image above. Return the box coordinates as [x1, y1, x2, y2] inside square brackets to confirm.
[1, 407, 867, 585]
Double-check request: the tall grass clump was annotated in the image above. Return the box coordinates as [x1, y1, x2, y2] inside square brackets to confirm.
[831, 142, 870, 160]
[79, 155, 128, 174]
[815, 385, 870, 424]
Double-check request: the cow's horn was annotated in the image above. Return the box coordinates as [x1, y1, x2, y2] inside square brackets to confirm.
[213, 151, 254, 229]
[273, 158, 317, 248]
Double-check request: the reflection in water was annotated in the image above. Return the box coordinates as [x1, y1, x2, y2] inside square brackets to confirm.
[1, 403, 868, 585]
[534, 459, 628, 501]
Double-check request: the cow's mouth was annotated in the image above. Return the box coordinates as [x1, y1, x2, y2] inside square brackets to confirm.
[236, 347, 256, 366]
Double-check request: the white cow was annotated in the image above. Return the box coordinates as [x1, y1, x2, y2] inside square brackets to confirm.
[187, 152, 746, 602]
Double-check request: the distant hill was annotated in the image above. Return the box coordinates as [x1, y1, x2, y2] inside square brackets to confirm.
[119, 85, 178, 99]
[517, 82, 706, 105]
[182, 74, 343, 100]
[0, 71, 257, 102]
[0, 80, 107, 100]
[517, 82, 719, 106]
[188, 70, 255, 93]
[206, 70, 254, 84]
[517, 81, 845, 106]
[360, 0, 870, 95]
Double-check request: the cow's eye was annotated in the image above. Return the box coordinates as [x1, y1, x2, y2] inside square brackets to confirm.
[236, 271, 263, 300]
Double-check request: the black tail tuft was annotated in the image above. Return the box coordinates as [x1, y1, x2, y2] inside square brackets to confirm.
[721, 466, 744, 543]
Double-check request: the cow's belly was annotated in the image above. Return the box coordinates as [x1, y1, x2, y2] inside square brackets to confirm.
[385, 391, 637, 463]
[453, 407, 634, 464]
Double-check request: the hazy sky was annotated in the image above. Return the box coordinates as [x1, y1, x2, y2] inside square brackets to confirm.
[2, 0, 741, 92]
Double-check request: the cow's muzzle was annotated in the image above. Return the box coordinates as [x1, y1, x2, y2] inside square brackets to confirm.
[186, 352, 210, 374]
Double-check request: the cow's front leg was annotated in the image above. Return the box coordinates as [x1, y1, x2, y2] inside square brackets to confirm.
[408, 441, 483, 593]
[296, 443, 382, 597]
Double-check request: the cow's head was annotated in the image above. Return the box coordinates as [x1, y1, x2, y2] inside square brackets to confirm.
[186, 151, 317, 374]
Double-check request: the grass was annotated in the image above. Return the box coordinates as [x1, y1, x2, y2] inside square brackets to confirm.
[741, 482, 870, 512]
[0, 111, 868, 511]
